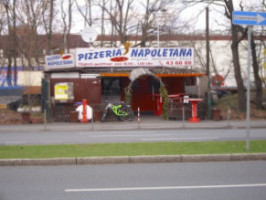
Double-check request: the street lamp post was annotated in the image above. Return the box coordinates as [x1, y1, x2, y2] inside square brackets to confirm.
[149, 9, 167, 48]
[206, 7, 211, 119]
[157, 21, 159, 47]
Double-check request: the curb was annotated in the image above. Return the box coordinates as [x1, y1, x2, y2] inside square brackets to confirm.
[1, 120, 266, 133]
[1, 124, 266, 133]
[1, 153, 266, 166]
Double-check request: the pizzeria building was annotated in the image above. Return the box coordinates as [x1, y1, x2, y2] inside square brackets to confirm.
[43, 46, 207, 122]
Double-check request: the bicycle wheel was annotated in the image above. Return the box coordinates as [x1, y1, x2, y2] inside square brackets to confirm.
[118, 105, 134, 121]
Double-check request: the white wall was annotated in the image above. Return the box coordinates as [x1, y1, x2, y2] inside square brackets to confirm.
[17, 71, 43, 86]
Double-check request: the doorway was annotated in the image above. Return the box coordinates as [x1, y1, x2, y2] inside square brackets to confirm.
[130, 75, 160, 112]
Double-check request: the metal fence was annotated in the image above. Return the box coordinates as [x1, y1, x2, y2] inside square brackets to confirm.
[167, 99, 207, 121]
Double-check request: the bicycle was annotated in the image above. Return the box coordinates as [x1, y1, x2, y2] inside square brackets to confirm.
[101, 102, 134, 122]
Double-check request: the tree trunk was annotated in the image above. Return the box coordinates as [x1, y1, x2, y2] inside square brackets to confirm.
[101, 0, 105, 47]
[47, 0, 54, 53]
[7, 56, 12, 86]
[225, 0, 246, 112]
[231, 24, 246, 112]
[251, 34, 264, 109]
[66, 0, 73, 53]
[140, 0, 150, 47]
[13, 0, 17, 85]
[5, 2, 13, 86]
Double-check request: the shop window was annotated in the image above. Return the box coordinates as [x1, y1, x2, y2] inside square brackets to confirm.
[102, 78, 121, 96]
[184, 77, 196, 86]
[131, 79, 139, 90]
[149, 77, 160, 93]
[131, 76, 160, 94]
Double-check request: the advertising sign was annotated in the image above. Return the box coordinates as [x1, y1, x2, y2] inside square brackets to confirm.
[45, 54, 74, 69]
[76, 47, 194, 68]
[54, 82, 74, 101]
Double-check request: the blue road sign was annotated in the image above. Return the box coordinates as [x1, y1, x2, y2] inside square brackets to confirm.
[233, 11, 266, 26]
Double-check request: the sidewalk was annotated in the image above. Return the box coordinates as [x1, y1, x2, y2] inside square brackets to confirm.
[0, 116, 266, 132]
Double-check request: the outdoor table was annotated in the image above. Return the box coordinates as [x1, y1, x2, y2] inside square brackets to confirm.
[187, 98, 203, 123]
[168, 93, 186, 103]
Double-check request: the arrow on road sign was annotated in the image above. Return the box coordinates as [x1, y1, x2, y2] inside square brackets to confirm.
[233, 11, 266, 26]
[234, 13, 265, 23]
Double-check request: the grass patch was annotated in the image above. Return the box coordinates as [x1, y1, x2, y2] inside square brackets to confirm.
[1, 140, 266, 159]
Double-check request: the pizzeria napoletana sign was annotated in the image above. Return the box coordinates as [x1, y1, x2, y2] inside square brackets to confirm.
[75, 47, 194, 68]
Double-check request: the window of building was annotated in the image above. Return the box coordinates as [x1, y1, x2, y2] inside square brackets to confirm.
[102, 78, 121, 96]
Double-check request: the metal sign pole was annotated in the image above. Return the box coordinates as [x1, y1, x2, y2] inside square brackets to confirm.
[206, 7, 211, 119]
[232, 10, 266, 151]
[246, 26, 252, 151]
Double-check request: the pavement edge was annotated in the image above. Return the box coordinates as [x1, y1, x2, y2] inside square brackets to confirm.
[1, 153, 266, 166]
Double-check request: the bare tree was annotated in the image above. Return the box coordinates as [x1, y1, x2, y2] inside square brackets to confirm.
[98, 0, 134, 44]
[16, 0, 44, 70]
[183, 0, 266, 111]
[192, 39, 231, 85]
[250, 33, 264, 109]
[182, 0, 247, 112]
[75, 0, 93, 27]
[0, 2, 7, 87]
[0, 4, 5, 34]
[138, 0, 156, 47]
[250, 0, 265, 109]
[41, 0, 56, 53]
[100, 0, 106, 47]
[224, 0, 246, 112]
[12, 0, 17, 85]
[134, 0, 181, 47]
[229, 0, 264, 109]
[2, 0, 18, 86]
[60, 0, 74, 53]
[75, 0, 183, 47]
[3, 1, 12, 86]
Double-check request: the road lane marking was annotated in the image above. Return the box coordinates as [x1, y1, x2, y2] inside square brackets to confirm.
[65, 183, 266, 192]
[0, 141, 27, 145]
[141, 137, 217, 141]
[88, 134, 172, 138]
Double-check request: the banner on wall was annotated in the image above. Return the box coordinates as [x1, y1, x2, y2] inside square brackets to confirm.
[75, 47, 194, 68]
[45, 54, 75, 69]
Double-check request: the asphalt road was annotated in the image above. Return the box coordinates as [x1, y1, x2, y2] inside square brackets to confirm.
[1, 161, 266, 200]
[0, 128, 266, 145]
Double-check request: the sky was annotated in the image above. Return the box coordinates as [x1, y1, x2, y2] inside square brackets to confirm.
[69, 0, 264, 34]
